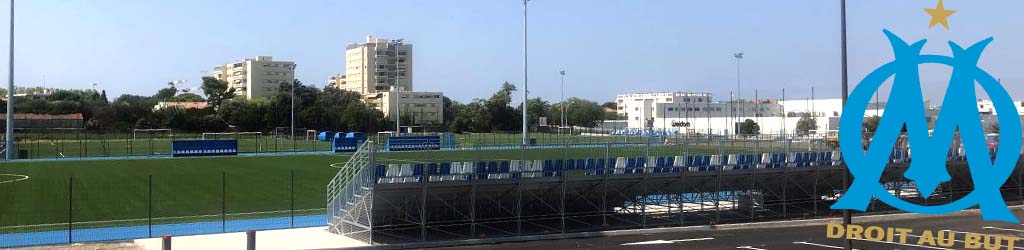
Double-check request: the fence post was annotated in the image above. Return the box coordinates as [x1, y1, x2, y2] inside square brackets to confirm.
[149, 175, 153, 238]
[68, 176, 73, 244]
[222, 172, 226, 233]
[246, 230, 256, 250]
[290, 169, 295, 228]
[161, 235, 172, 250]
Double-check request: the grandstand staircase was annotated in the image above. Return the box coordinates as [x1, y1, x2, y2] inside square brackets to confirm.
[327, 140, 376, 243]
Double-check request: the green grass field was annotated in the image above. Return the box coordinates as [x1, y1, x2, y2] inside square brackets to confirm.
[0, 139, 827, 233]
[7, 131, 733, 160]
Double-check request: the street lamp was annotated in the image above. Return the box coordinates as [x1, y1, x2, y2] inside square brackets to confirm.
[521, 0, 530, 145]
[840, 0, 852, 249]
[734, 52, 744, 122]
[560, 70, 566, 129]
[5, 0, 14, 160]
[288, 64, 297, 142]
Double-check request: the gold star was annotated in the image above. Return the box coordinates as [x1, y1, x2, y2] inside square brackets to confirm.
[924, 0, 956, 30]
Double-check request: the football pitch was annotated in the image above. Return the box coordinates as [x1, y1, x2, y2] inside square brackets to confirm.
[0, 140, 815, 234]
[10, 132, 662, 160]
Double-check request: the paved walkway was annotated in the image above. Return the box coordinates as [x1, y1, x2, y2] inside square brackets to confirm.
[133, 227, 367, 250]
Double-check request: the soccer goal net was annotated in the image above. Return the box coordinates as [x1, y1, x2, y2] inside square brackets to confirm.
[132, 129, 173, 141]
[201, 132, 262, 140]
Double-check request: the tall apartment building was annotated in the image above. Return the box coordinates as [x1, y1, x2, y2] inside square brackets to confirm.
[327, 74, 346, 88]
[329, 36, 443, 125]
[339, 36, 413, 94]
[210, 56, 295, 99]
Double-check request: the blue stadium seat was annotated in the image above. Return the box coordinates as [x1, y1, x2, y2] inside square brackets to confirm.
[426, 163, 439, 176]
[543, 160, 556, 177]
[375, 165, 387, 177]
[500, 161, 510, 173]
[413, 164, 425, 176]
[440, 163, 453, 175]
[819, 152, 832, 166]
[488, 161, 499, 174]
[700, 155, 712, 171]
[618, 157, 634, 168]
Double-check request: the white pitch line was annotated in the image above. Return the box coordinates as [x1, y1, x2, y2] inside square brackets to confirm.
[793, 241, 851, 249]
[983, 226, 1024, 233]
[0, 174, 29, 184]
[670, 237, 714, 242]
[935, 230, 1023, 249]
[736, 246, 767, 250]
[621, 237, 713, 246]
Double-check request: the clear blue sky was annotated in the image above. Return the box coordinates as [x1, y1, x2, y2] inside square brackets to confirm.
[2, 0, 1023, 104]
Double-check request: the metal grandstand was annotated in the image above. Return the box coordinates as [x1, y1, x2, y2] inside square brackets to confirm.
[326, 136, 1008, 246]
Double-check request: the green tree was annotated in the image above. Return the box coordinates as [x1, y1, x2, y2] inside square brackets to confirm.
[561, 98, 605, 128]
[991, 123, 1000, 134]
[522, 97, 549, 128]
[601, 101, 616, 110]
[197, 114, 228, 132]
[795, 114, 818, 136]
[170, 93, 205, 102]
[154, 85, 177, 100]
[738, 119, 760, 136]
[218, 99, 269, 131]
[112, 94, 157, 129]
[201, 76, 236, 110]
[483, 82, 519, 131]
[863, 116, 881, 135]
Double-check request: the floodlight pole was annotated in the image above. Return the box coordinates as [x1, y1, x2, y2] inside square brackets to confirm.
[5, 0, 13, 160]
[289, 64, 297, 142]
[521, 0, 529, 146]
[734, 52, 743, 122]
[840, 0, 852, 249]
[560, 70, 566, 129]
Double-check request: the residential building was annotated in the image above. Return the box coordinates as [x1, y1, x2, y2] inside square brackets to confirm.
[978, 99, 1024, 115]
[327, 74, 346, 89]
[210, 56, 295, 99]
[365, 91, 444, 124]
[614, 91, 898, 135]
[154, 101, 208, 111]
[329, 36, 444, 125]
[338, 36, 412, 94]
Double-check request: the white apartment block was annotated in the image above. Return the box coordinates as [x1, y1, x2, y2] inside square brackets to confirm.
[327, 74, 346, 88]
[327, 36, 444, 125]
[614, 92, 888, 135]
[977, 99, 1024, 115]
[365, 91, 444, 124]
[338, 36, 413, 94]
[211, 56, 295, 99]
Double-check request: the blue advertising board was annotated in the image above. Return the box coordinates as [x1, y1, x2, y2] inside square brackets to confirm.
[171, 139, 238, 157]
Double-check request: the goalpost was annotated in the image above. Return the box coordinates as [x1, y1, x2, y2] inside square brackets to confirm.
[201, 132, 262, 140]
[132, 129, 173, 141]
[203, 132, 263, 153]
[306, 130, 318, 141]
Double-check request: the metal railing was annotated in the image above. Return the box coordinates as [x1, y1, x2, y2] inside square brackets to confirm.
[327, 140, 376, 243]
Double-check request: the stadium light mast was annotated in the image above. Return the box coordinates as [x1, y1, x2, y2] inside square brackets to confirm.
[560, 70, 566, 129]
[4, 0, 11, 160]
[521, 0, 529, 146]
[734, 52, 743, 124]
[291, 65, 299, 142]
[840, 0, 852, 249]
